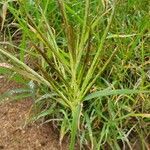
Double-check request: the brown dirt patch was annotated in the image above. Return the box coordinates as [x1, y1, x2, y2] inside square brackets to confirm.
[0, 77, 69, 150]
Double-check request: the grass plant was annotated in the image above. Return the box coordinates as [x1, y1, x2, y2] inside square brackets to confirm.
[0, 0, 150, 149]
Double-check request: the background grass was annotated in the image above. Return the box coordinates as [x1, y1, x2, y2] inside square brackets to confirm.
[0, 0, 150, 150]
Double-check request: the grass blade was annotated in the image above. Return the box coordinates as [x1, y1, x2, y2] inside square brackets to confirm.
[85, 89, 149, 101]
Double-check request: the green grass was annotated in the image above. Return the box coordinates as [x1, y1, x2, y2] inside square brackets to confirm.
[0, 0, 150, 149]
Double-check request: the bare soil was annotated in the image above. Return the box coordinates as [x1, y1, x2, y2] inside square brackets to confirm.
[0, 77, 69, 150]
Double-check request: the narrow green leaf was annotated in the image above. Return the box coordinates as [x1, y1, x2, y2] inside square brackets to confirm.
[84, 89, 149, 101]
[33, 103, 56, 121]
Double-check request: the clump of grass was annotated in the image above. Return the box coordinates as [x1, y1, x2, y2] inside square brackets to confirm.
[0, 0, 150, 149]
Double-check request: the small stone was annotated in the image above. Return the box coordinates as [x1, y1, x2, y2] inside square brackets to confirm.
[22, 130, 26, 134]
